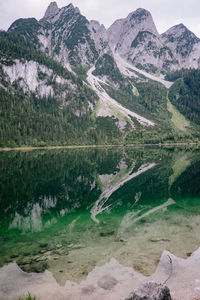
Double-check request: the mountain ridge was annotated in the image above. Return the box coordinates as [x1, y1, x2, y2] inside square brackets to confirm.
[0, 1, 200, 147]
[8, 1, 200, 72]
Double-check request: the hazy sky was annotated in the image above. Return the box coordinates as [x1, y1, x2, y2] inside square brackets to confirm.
[0, 0, 200, 37]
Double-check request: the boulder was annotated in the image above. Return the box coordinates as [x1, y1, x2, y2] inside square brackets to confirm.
[124, 281, 172, 300]
[97, 274, 117, 290]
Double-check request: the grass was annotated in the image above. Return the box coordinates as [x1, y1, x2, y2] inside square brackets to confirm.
[18, 293, 37, 300]
[167, 98, 190, 132]
[168, 154, 191, 193]
[91, 99, 101, 120]
[91, 97, 132, 126]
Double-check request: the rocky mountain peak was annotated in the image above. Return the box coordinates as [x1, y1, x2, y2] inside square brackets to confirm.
[163, 24, 183, 35]
[89, 20, 107, 38]
[135, 7, 150, 13]
[60, 3, 80, 15]
[40, 2, 81, 25]
[107, 7, 159, 55]
[41, 2, 81, 23]
[128, 8, 152, 22]
[127, 8, 158, 36]
[162, 23, 200, 52]
[161, 23, 200, 69]
[176, 23, 186, 28]
[162, 23, 199, 41]
[88, 20, 111, 55]
[38, 1, 99, 66]
[43, 1, 59, 19]
[7, 2, 200, 73]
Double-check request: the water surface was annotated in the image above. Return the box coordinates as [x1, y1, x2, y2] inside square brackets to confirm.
[0, 146, 200, 284]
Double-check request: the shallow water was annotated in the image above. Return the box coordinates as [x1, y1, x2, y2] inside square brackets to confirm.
[0, 146, 200, 284]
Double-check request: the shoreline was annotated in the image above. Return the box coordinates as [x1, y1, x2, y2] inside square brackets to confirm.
[1, 248, 200, 300]
[0, 142, 199, 151]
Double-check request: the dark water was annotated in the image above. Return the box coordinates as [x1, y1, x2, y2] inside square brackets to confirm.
[0, 147, 200, 284]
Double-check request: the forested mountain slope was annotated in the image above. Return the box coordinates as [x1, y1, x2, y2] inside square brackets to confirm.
[168, 69, 200, 125]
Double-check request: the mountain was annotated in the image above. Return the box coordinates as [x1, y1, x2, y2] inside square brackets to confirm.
[43, 1, 59, 18]
[108, 8, 159, 44]
[107, 8, 177, 73]
[0, 2, 200, 147]
[107, 9, 200, 73]
[161, 24, 200, 69]
[7, 3, 200, 73]
[108, 9, 183, 73]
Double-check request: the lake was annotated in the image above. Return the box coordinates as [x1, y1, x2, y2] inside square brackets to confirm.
[0, 146, 200, 288]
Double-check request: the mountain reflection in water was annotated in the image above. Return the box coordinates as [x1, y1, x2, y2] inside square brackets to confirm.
[0, 147, 200, 283]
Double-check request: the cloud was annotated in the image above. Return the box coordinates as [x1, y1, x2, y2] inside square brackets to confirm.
[0, 0, 200, 37]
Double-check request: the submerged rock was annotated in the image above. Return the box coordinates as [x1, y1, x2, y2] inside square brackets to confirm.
[39, 243, 48, 248]
[150, 238, 170, 243]
[97, 274, 117, 290]
[35, 256, 47, 262]
[71, 244, 84, 249]
[100, 231, 115, 237]
[10, 254, 18, 259]
[81, 284, 96, 295]
[124, 281, 172, 300]
[20, 261, 48, 273]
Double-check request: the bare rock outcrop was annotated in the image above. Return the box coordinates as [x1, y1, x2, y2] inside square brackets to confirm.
[124, 281, 172, 300]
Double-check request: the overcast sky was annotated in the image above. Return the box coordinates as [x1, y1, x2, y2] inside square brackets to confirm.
[0, 0, 200, 37]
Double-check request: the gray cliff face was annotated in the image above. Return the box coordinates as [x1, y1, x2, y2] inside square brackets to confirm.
[1, 59, 77, 101]
[107, 8, 178, 73]
[88, 20, 111, 56]
[43, 2, 59, 19]
[5, 2, 200, 75]
[107, 8, 200, 72]
[126, 30, 178, 73]
[39, 2, 98, 66]
[108, 8, 159, 53]
[161, 24, 200, 69]
[38, 2, 115, 68]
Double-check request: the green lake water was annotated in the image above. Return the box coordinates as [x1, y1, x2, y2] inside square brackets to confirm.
[0, 146, 200, 284]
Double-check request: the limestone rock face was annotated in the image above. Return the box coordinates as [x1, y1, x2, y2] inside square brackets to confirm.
[9, 3, 200, 73]
[108, 8, 159, 53]
[124, 281, 172, 300]
[2, 59, 76, 98]
[39, 3, 98, 66]
[107, 8, 178, 73]
[88, 20, 111, 55]
[161, 24, 200, 69]
[43, 1, 59, 19]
